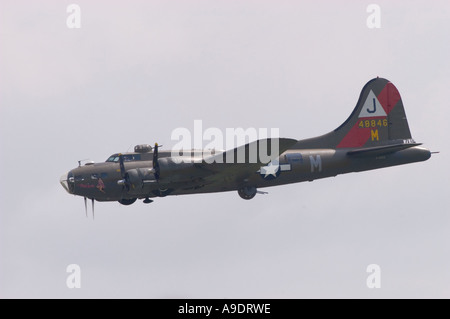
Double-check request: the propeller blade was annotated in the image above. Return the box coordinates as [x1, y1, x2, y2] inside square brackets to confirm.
[153, 143, 160, 180]
[117, 153, 130, 190]
[118, 153, 126, 178]
[91, 198, 95, 220]
[152, 143, 158, 167]
[84, 197, 87, 218]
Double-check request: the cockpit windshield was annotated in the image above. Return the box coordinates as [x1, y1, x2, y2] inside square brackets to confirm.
[106, 155, 120, 162]
[105, 154, 142, 162]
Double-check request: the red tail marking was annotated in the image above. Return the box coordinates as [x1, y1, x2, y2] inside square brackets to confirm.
[337, 116, 387, 148]
[337, 123, 371, 148]
[377, 82, 401, 115]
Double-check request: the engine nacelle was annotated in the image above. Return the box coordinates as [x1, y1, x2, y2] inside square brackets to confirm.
[123, 158, 196, 195]
[125, 168, 157, 194]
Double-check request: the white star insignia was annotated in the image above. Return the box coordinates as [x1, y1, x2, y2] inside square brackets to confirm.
[260, 162, 280, 178]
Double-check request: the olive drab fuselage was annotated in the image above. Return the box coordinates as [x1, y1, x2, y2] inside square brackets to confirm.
[60, 78, 432, 207]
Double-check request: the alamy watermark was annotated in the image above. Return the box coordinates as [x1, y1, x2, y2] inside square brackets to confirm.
[66, 4, 81, 29]
[171, 120, 281, 164]
[366, 4, 381, 29]
[65, 4, 381, 30]
[366, 264, 381, 289]
[66, 264, 81, 289]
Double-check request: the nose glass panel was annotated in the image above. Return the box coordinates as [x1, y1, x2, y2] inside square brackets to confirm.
[60, 171, 75, 194]
[60, 173, 70, 193]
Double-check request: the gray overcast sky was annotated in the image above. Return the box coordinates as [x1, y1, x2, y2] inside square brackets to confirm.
[1, 0, 449, 298]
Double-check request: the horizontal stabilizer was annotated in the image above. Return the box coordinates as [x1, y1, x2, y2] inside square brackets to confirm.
[347, 143, 422, 157]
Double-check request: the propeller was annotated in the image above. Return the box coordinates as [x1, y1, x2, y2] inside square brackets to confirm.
[119, 153, 126, 180]
[116, 143, 160, 203]
[153, 143, 160, 180]
[92, 198, 95, 220]
[117, 153, 129, 189]
[83, 196, 95, 220]
[84, 197, 87, 218]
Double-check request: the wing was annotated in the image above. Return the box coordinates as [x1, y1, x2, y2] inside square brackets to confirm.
[140, 138, 297, 195]
[194, 138, 298, 187]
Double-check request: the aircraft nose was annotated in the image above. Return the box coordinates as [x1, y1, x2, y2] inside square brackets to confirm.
[60, 173, 70, 193]
[60, 171, 74, 194]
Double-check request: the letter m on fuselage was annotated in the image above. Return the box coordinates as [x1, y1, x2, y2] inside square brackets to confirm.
[310, 155, 322, 173]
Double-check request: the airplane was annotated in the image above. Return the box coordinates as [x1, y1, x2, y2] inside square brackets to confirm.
[60, 77, 432, 215]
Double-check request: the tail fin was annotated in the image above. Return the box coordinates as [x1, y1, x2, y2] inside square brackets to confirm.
[334, 77, 413, 148]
